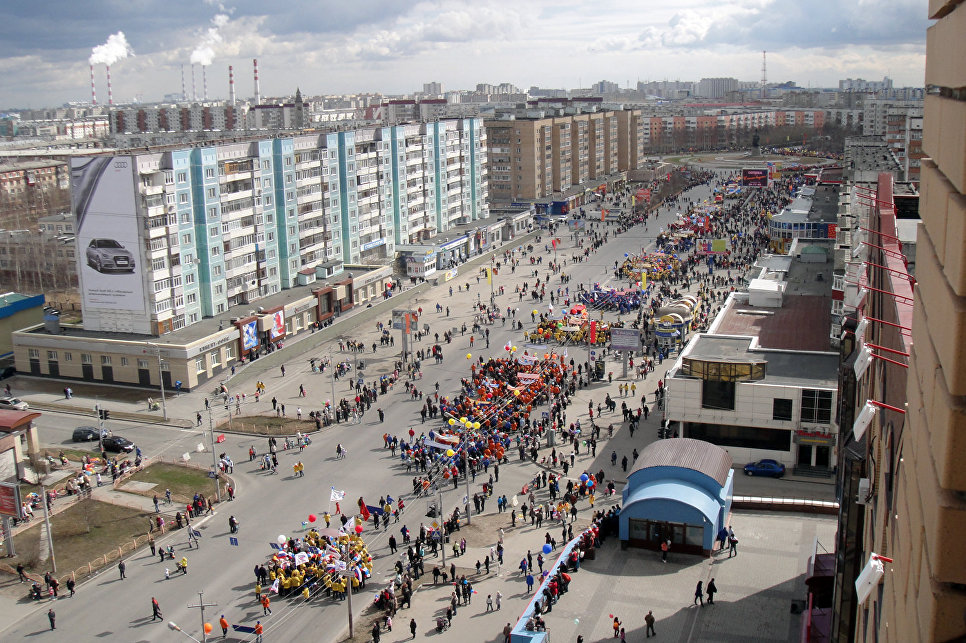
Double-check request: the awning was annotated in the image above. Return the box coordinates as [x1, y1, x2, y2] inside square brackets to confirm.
[622, 479, 722, 528]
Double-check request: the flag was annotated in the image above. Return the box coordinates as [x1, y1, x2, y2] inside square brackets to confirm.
[330, 488, 345, 502]
[270, 579, 280, 594]
[359, 502, 371, 522]
[486, 268, 492, 285]
[335, 502, 340, 514]
[551, 238, 558, 250]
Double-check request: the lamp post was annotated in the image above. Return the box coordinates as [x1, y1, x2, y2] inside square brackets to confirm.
[168, 622, 202, 643]
[146, 342, 168, 421]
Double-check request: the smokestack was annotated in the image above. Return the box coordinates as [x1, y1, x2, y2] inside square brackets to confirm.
[181, 64, 186, 102]
[229, 65, 235, 107]
[191, 64, 197, 102]
[90, 64, 97, 105]
[203, 65, 208, 101]
[106, 65, 113, 106]
[253, 58, 260, 106]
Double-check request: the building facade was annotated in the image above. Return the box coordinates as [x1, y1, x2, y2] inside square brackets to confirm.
[70, 119, 487, 336]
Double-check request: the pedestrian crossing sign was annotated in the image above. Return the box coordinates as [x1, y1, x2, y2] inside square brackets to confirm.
[229, 537, 239, 546]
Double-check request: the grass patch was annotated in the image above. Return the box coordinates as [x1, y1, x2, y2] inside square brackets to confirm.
[42, 447, 103, 463]
[223, 415, 314, 436]
[9, 500, 151, 579]
[126, 462, 216, 505]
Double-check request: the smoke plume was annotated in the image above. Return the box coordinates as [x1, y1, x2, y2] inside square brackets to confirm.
[89, 32, 135, 66]
[190, 13, 229, 66]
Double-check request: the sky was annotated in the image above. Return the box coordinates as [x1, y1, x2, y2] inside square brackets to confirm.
[0, 0, 931, 109]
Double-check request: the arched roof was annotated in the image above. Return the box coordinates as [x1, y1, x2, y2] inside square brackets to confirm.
[627, 438, 732, 487]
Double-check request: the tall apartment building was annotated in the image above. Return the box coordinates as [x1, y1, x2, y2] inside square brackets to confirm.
[885, 107, 924, 182]
[111, 104, 242, 135]
[839, 77, 893, 93]
[828, 2, 966, 640]
[484, 106, 644, 203]
[696, 77, 739, 99]
[862, 98, 924, 137]
[71, 118, 487, 335]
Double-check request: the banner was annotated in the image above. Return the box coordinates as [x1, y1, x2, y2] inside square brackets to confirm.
[330, 488, 345, 502]
[589, 320, 597, 344]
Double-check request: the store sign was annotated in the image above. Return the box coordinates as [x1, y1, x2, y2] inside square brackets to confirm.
[794, 430, 837, 446]
[361, 238, 386, 251]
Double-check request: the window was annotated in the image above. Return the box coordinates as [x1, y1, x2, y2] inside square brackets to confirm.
[205, 168, 215, 179]
[28, 348, 39, 359]
[801, 390, 833, 424]
[224, 344, 235, 360]
[187, 293, 197, 304]
[209, 226, 218, 238]
[207, 187, 216, 199]
[137, 358, 149, 369]
[185, 273, 195, 284]
[177, 171, 187, 183]
[152, 257, 167, 271]
[64, 352, 72, 362]
[195, 356, 206, 373]
[81, 353, 92, 364]
[182, 233, 193, 245]
[209, 350, 221, 367]
[212, 265, 222, 277]
[773, 398, 793, 422]
[46, 350, 57, 360]
[120, 357, 129, 366]
[701, 380, 735, 411]
[164, 171, 174, 185]
[208, 207, 218, 220]
[100, 355, 112, 365]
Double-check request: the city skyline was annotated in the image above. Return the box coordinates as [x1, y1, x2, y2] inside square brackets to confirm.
[1, 0, 929, 109]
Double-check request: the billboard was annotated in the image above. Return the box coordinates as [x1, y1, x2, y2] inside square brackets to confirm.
[0, 482, 22, 518]
[741, 168, 769, 188]
[609, 327, 642, 351]
[71, 156, 146, 313]
[241, 320, 259, 351]
[269, 311, 285, 339]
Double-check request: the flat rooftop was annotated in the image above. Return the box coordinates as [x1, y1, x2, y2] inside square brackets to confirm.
[713, 295, 832, 352]
[683, 334, 838, 387]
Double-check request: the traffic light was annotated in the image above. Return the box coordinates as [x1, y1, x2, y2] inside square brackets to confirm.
[98, 409, 110, 420]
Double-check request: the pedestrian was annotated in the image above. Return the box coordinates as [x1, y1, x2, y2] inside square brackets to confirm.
[220, 615, 229, 636]
[254, 621, 263, 643]
[486, 594, 494, 612]
[262, 594, 272, 614]
[661, 539, 669, 563]
[17, 562, 26, 583]
[694, 580, 704, 606]
[728, 527, 738, 557]
[118, 559, 126, 579]
[151, 597, 163, 621]
[645, 610, 656, 638]
[48, 608, 55, 630]
[707, 578, 717, 605]
[613, 616, 621, 637]
[153, 495, 160, 513]
[409, 618, 417, 638]
[525, 573, 534, 593]
[66, 577, 75, 597]
[495, 590, 502, 610]
[503, 622, 512, 643]
[149, 535, 156, 556]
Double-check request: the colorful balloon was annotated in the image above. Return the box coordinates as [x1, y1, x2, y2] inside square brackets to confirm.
[204, 623, 213, 634]
[277, 535, 287, 544]
[542, 544, 552, 554]
[308, 514, 317, 523]
[355, 524, 364, 534]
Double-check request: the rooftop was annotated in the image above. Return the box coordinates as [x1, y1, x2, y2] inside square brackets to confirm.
[627, 437, 733, 486]
[682, 334, 839, 388]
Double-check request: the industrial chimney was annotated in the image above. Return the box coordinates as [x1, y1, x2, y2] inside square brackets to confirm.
[90, 64, 97, 105]
[181, 64, 187, 102]
[229, 65, 236, 106]
[191, 63, 197, 102]
[203, 65, 208, 101]
[253, 58, 260, 106]
[106, 65, 113, 106]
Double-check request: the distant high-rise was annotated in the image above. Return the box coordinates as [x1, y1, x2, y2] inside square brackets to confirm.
[422, 81, 443, 95]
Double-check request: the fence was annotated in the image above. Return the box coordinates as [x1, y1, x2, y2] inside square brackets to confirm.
[731, 495, 839, 515]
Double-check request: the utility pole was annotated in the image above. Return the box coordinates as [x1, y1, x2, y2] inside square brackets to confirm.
[206, 408, 222, 502]
[147, 342, 168, 421]
[186, 591, 217, 643]
[463, 445, 471, 525]
[40, 480, 56, 573]
[438, 488, 446, 567]
[95, 402, 105, 455]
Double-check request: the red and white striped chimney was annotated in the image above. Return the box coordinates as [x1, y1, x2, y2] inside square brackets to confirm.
[90, 64, 97, 105]
[106, 65, 113, 106]
[181, 64, 186, 102]
[229, 65, 236, 107]
[253, 58, 260, 105]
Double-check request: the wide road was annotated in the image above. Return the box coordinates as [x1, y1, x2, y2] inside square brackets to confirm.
[4, 171, 823, 642]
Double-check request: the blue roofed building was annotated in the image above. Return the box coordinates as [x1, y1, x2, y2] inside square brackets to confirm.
[619, 438, 734, 555]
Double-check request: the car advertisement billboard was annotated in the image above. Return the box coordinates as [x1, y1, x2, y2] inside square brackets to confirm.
[241, 320, 259, 350]
[71, 156, 146, 313]
[741, 168, 769, 188]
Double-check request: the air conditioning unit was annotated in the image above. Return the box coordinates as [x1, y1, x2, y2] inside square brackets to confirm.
[856, 478, 872, 505]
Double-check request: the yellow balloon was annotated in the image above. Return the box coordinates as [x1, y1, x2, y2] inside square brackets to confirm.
[448, 418, 456, 426]
[473, 422, 481, 430]
[465, 421, 473, 428]
[466, 353, 472, 359]
[532, 310, 538, 315]
[446, 449, 455, 457]
[511, 347, 517, 353]
[513, 390, 521, 397]
[459, 417, 467, 424]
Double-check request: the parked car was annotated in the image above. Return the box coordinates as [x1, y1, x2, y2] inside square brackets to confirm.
[86, 238, 136, 273]
[72, 426, 103, 442]
[102, 436, 135, 453]
[0, 366, 15, 380]
[743, 459, 786, 478]
[0, 397, 29, 411]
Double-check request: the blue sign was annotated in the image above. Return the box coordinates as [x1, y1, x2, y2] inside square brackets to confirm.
[229, 537, 239, 546]
[361, 238, 386, 251]
[242, 320, 259, 350]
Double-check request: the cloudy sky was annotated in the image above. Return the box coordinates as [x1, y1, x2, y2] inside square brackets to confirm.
[0, 0, 930, 108]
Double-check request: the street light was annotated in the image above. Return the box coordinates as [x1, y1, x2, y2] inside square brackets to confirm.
[146, 342, 168, 421]
[168, 622, 202, 643]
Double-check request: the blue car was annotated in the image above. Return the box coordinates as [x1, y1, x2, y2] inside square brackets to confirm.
[743, 459, 786, 478]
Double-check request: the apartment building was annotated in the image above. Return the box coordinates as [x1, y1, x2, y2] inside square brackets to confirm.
[829, 1, 966, 641]
[67, 118, 486, 336]
[885, 106, 924, 182]
[484, 105, 644, 204]
[111, 104, 242, 134]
